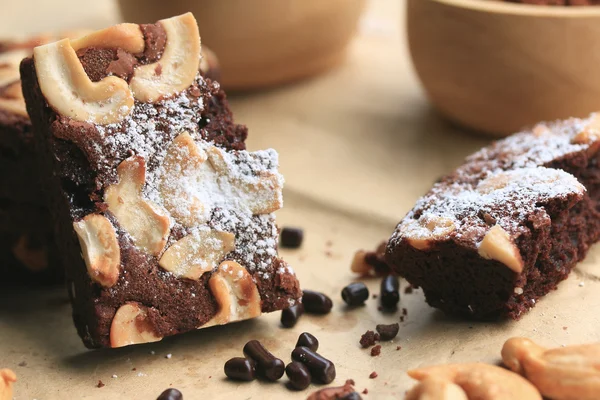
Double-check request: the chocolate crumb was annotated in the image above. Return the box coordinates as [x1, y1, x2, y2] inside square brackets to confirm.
[372, 294, 378, 299]
[132, 368, 137, 371]
[280, 227, 304, 248]
[97, 380, 105, 388]
[359, 330, 379, 348]
[362, 389, 368, 394]
[400, 316, 405, 322]
[396, 346, 401, 351]
[18, 361, 26, 367]
[563, 326, 568, 330]
[370, 345, 381, 357]
[402, 308, 408, 316]
[404, 286, 414, 294]
[369, 372, 378, 379]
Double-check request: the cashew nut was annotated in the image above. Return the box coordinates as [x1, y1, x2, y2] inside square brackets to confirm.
[130, 13, 200, 103]
[0, 369, 16, 400]
[105, 156, 171, 256]
[405, 377, 468, 400]
[158, 228, 235, 281]
[408, 363, 542, 400]
[70, 23, 144, 53]
[109, 303, 162, 348]
[478, 225, 523, 273]
[73, 214, 121, 288]
[204, 261, 261, 327]
[502, 337, 600, 400]
[33, 38, 134, 124]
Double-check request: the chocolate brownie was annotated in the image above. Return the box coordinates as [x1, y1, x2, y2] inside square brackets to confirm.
[386, 115, 600, 319]
[0, 35, 67, 283]
[21, 13, 301, 348]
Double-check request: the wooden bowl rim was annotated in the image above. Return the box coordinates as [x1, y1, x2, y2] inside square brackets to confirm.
[426, 0, 600, 17]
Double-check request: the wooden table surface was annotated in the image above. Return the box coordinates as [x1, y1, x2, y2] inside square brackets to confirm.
[2, 1, 600, 399]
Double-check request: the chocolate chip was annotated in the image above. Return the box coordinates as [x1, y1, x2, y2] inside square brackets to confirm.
[280, 227, 304, 248]
[157, 388, 183, 400]
[296, 332, 319, 352]
[281, 303, 304, 328]
[303, 290, 333, 314]
[341, 282, 369, 306]
[243, 340, 285, 381]
[224, 357, 256, 381]
[285, 361, 312, 390]
[291, 346, 336, 384]
[380, 275, 400, 309]
[369, 371, 378, 379]
[96, 380, 105, 388]
[376, 323, 399, 341]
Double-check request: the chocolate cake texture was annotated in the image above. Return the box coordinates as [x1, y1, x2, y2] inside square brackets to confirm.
[21, 13, 300, 348]
[386, 115, 600, 319]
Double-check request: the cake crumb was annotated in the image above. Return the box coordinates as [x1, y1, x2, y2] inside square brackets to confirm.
[97, 380, 105, 388]
[363, 388, 368, 394]
[396, 346, 401, 351]
[360, 330, 379, 348]
[165, 353, 172, 359]
[579, 281, 585, 287]
[369, 371, 378, 379]
[371, 345, 382, 357]
[111, 374, 118, 379]
[18, 361, 27, 367]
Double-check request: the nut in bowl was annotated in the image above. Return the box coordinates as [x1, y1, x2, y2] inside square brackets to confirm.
[119, 0, 366, 90]
[407, 0, 600, 136]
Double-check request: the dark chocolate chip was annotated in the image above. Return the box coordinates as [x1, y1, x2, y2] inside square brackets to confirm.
[280, 227, 304, 248]
[359, 330, 379, 348]
[341, 282, 369, 306]
[157, 388, 183, 400]
[281, 303, 304, 328]
[224, 357, 256, 381]
[380, 275, 400, 309]
[303, 290, 333, 314]
[376, 323, 399, 341]
[291, 346, 336, 384]
[243, 340, 285, 381]
[285, 361, 312, 390]
[296, 332, 319, 352]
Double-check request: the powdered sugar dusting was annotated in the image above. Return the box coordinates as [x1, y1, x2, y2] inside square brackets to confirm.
[392, 167, 585, 248]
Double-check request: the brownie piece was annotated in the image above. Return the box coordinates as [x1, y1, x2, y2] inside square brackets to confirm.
[386, 115, 600, 319]
[0, 36, 64, 283]
[21, 13, 301, 348]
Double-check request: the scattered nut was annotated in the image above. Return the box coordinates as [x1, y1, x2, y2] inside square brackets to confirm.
[401, 214, 456, 250]
[109, 302, 163, 348]
[478, 225, 523, 273]
[532, 124, 550, 137]
[73, 214, 121, 287]
[405, 377, 468, 400]
[350, 250, 371, 275]
[70, 23, 144, 53]
[12, 234, 48, 272]
[0, 369, 16, 400]
[408, 363, 541, 400]
[129, 13, 201, 103]
[502, 337, 600, 400]
[205, 261, 261, 326]
[33, 38, 134, 124]
[158, 228, 235, 280]
[105, 156, 171, 256]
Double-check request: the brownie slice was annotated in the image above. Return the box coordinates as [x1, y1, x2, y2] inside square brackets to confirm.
[386, 115, 600, 319]
[0, 36, 62, 283]
[21, 13, 300, 348]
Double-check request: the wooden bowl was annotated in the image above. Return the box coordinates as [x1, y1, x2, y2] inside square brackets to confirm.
[119, 0, 365, 90]
[407, 0, 600, 136]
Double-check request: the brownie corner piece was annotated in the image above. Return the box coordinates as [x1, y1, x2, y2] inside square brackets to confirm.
[21, 13, 300, 348]
[386, 114, 600, 319]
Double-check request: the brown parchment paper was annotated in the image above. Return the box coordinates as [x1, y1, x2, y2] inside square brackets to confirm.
[2, 1, 600, 399]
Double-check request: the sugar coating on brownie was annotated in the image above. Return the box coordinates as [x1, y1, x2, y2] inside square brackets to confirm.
[21, 13, 300, 347]
[387, 113, 600, 319]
